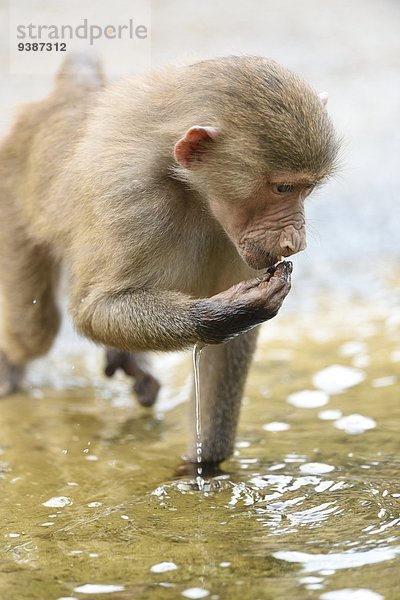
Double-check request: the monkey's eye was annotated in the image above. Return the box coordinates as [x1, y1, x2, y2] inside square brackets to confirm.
[272, 183, 295, 195]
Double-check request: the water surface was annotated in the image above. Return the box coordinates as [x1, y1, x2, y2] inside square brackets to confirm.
[1, 293, 399, 600]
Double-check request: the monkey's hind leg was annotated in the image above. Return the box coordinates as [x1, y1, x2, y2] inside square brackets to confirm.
[0, 240, 60, 397]
[0, 351, 24, 396]
[104, 349, 160, 407]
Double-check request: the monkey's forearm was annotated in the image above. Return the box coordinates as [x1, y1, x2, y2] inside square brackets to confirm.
[73, 289, 199, 352]
[72, 263, 291, 352]
[73, 289, 255, 352]
[191, 298, 265, 344]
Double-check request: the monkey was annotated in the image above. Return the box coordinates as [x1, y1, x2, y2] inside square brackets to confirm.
[0, 55, 339, 465]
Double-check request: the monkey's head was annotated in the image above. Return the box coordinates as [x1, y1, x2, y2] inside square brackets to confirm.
[173, 56, 340, 269]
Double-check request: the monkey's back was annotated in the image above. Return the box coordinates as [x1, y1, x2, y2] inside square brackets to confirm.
[0, 90, 98, 248]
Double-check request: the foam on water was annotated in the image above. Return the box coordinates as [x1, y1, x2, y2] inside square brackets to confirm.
[150, 562, 178, 573]
[73, 584, 125, 594]
[262, 422, 290, 432]
[274, 547, 400, 572]
[287, 389, 329, 408]
[181, 588, 210, 599]
[320, 590, 384, 600]
[42, 496, 72, 508]
[313, 365, 366, 394]
[299, 463, 335, 475]
[334, 414, 376, 434]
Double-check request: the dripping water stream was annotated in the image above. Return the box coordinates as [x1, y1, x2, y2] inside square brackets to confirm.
[193, 343, 205, 491]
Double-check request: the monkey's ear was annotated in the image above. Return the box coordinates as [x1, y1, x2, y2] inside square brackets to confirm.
[174, 126, 220, 169]
[318, 92, 329, 107]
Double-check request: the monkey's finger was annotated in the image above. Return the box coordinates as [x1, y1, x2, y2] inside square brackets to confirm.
[263, 261, 292, 285]
[259, 271, 290, 293]
[241, 267, 277, 291]
[262, 276, 292, 316]
[255, 261, 293, 287]
[233, 278, 266, 292]
[274, 260, 293, 280]
[255, 270, 274, 284]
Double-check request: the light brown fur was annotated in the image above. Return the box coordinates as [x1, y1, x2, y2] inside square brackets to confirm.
[0, 55, 339, 463]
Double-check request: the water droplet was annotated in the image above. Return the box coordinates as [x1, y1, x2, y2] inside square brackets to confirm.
[73, 584, 125, 594]
[42, 496, 72, 508]
[181, 588, 210, 599]
[299, 462, 335, 475]
[287, 390, 329, 408]
[339, 341, 367, 356]
[320, 590, 383, 600]
[313, 365, 365, 394]
[150, 562, 178, 573]
[196, 475, 205, 491]
[390, 349, 400, 362]
[334, 414, 376, 435]
[371, 376, 396, 388]
[300, 576, 324, 584]
[318, 409, 342, 420]
[236, 441, 251, 448]
[262, 421, 290, 432]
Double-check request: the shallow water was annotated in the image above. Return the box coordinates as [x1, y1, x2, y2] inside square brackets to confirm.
[0, 294, 399, 600]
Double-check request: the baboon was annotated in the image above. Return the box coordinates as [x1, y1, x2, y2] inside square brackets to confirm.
[0, 55, 339, 465]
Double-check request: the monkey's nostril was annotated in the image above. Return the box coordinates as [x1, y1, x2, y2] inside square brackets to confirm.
[280, 245, 296, 257]
[279, 234, 296, 255]
[279, 227, 307, 255]
[284, 240, 296, 252]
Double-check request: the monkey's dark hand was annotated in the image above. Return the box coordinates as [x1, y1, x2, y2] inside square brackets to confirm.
[193, 261, 292, 344]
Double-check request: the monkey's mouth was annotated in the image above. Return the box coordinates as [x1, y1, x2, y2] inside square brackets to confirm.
[237, 239, 279, 270]
[240, 249, 279, 270]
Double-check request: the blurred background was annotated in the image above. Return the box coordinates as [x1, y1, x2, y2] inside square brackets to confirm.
[0, 0, 399, 394]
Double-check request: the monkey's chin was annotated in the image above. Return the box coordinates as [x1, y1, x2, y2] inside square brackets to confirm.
[240, 251, 278, 270]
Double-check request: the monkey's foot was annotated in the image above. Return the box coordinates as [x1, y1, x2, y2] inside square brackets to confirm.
[0, 351, 24, 397]
[104, 349, 160, 407]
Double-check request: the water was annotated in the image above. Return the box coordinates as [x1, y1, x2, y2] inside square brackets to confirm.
[0, 295, 399, 599]
[193, 343, 205, 491]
